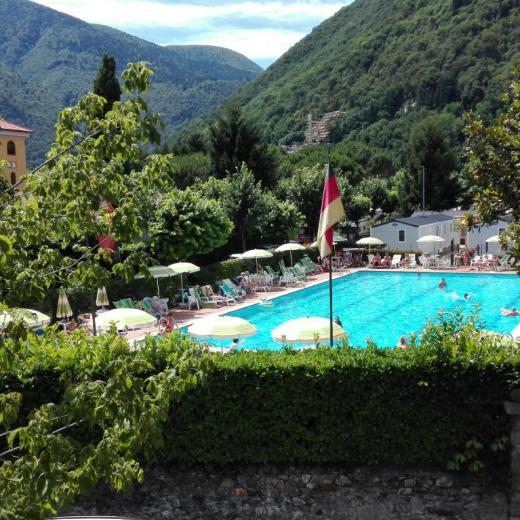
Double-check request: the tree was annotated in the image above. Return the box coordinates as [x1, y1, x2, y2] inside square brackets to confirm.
[209, 104, 277, 187]
[277, 165, 325, 237]
[0, 331, 209, 519]
[406, 115, 461, 211]
[357, 177, 396, 215]
[197, 164, 302, 250]
[345, 193, 372, 238]
[93, 54, 122, 115]
[465, 66, 520, 267]
[0, 62, 170, 308]
[149, 189, 233, 263]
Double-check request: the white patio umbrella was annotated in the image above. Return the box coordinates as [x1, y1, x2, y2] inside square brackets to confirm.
[0, 308, 51, 330]
[240, 249, 273, 273]
[168, 262, 201, 292]
[272, 317, 346, 345]
[95, 308, 157, 332]
[417, 234, 445, 255]
[96, 286, 109, 308]
[275, 243, 306, 267]
[356, 237, 385, 254]
[188, 315, 256, 350]
[486, 235, 500, 243]
[136, 265, 177, 296]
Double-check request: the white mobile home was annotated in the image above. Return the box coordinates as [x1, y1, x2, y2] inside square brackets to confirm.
[370, 213, 456, 254]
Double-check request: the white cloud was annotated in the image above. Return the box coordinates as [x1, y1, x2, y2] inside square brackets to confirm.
[168, 28, 306, 60]
[33, 0, 346, 63]
[34, 1, 344, 29]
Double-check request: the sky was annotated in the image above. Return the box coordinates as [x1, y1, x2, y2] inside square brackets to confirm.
[33, 0, 352, 68]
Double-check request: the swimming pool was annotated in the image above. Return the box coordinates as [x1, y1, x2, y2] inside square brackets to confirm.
[191, 271, 520, 350]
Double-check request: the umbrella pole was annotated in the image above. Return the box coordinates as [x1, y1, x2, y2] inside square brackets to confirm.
[90, 289, 97, 337]
[156, 278, 160, 297]
[290, 250, 293, 267]
[256, 258, 259, 273]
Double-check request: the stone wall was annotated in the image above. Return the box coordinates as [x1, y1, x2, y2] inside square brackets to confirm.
[70, 464, 507, 520]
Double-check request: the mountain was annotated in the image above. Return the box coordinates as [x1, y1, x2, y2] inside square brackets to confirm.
[238, 0, 520, 162]
[0, 0, 262, 164]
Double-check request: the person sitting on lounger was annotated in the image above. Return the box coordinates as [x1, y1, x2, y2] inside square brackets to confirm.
[382, 254, 392, 268]
[501, 307, 520, 317]
[371, 253, 382, 268]
[400, 254, 410, 268]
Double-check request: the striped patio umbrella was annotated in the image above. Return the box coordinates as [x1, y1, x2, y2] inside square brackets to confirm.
[272, 317, 346, 345]
[96, 286, 109, 308]
[188, 316, 257, 340]
[0, 308, 51, 330]
[56, 287, 73, 319]
[95, 308, 157, 332]
[275, 243, 306, 267]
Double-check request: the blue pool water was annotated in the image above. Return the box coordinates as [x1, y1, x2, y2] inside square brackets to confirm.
[189, 272, 520, 350]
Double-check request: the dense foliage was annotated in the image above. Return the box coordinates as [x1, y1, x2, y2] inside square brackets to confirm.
[465, 65, 520, 271]
[0, 0, 261, 164]
[235, 0, 520, 192]
[93, 54, 122, 115]
[0, 312, 517, 520]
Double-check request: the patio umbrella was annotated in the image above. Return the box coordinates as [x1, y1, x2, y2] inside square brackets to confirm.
[0, 308, 51, 330]
[272, 317, 346, 345]
[417, 234, 444, 255]
[275, 243, 306, 267]
[96, 286, 109, 308]
[136, 265, 177, 296]
[95, 308, 157, 332]
[168, 262, 201, 292]
[188, 315, 256, 350]
[356, 236, 385, 254]
[486, 235, 500, 243]
[240, 249, 273, 273]
[56, 288, 73, 319]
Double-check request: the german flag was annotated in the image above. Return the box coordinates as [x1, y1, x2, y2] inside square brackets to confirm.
[317, 163, 345, 258]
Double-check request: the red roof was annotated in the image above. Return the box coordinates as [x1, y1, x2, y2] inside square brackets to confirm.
[0, 120, 33, 134]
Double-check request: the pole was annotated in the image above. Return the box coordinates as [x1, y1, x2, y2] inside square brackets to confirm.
[422, 165, 425, 215]
[329, 254, 333, 348]
[90, 289, 97, 336]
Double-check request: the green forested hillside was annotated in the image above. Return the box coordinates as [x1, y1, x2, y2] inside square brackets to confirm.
[0, 0, 261, 164]
[239, 0, 520, 162]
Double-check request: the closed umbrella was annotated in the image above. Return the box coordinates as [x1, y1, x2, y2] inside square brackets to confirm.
[240, 249, 273, 273]
[356, 237, 385, 254]
[0, 308, 51, 330]
[275, 243, 306, 267]
[272, 316, 346, 345]
[136, 265, 177, 296]
[95, 308, 157, 332]
[56, 288, 73, 319]
[168, 262, 200, 293]
[96, 286, 109, 308]
[188, 315, 256, 350]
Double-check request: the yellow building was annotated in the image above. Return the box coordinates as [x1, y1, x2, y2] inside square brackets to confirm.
[0, 119, 33, 188]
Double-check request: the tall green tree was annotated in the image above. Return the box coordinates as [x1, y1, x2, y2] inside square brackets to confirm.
[0, 62, 169, 306]
[406, 115, 461, 212]
[93, 54, 122, 115]
[149, 189, 233, 263]
[209, 104, 277, 187]
[465, 65, 520, 268]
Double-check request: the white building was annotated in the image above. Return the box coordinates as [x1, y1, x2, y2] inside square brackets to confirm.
[370, 213, 457, 254]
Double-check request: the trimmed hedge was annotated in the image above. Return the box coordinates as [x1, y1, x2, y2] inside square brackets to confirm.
[1, 311, 519, 470]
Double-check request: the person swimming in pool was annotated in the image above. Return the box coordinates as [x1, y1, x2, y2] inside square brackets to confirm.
[438, 278, 447, 290]
[502, 308, 520, 317]
[396, 336, 408, 349]
[464, 293, 472, 300]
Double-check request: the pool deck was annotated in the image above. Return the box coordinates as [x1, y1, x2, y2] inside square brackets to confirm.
[170, 265, 517, 329]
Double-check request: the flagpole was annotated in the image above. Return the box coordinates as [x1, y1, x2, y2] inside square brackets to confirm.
[327, 143, 333, 348]
[329, 253, 333, 348]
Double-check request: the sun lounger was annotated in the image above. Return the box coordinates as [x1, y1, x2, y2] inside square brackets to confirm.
[189, 287, 219, 309]
[390, 255, 401, 268]
[202, 285, 235, 305]
[113, 298, 136, 309]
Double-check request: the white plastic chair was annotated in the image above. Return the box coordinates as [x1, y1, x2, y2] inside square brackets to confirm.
[391, 254, 401, 268]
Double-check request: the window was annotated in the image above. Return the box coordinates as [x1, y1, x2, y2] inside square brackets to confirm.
[10, 172, 16, 185]
[7, 141, 16, 155]
[398, 229, 406, 242]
